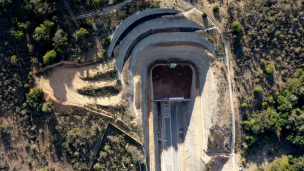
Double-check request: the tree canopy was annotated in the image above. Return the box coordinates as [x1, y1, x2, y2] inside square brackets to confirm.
[43, 50, 57, 65]
[75, 28, 89, 40]
[33, 20, 54, 44]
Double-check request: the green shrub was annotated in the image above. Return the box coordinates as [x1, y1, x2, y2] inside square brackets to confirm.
[43, 50, 57, 65]
[262, 102, 268, 109]
[15, 30, 24, 40]
[87, 20, 93, 27]
[202, 13, 207, 18]
[260, 59, 267, 69]
[26, 87, 44, 105]
[24, 84, 30, 88]
[266, 64, 274, 74]
[213, 5, 219, 12]
[228, 5, 233, 11]
[76, 57, 82, 63]
[253, 85, 262, 94]
[76, 28, 89, 40]
[232, 21, 243, 33]
[208, 37, 215, 43]
[267, 95, 273, 103]
[11, 55, 17, 63]
[241, 103, 247, 108]
[286, 78, 301, 89]
[101, 37, 111, 47]
[147, 2, 159, 8]
[33, 20, 54, 44]
[42, 101, 52, 113]
[52, 29, 68, 53]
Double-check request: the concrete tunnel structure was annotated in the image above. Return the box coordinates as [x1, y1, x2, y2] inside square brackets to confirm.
[108, 8, 215, 171]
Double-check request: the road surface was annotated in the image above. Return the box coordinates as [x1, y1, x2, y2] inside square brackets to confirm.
[161, 101, 181, 171]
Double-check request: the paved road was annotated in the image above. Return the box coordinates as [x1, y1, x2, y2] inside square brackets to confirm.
[161, 101, 181, 171]
[170, 101, 180, 171]
[79, 0, 133, 18]
[180, 0, 236, 167]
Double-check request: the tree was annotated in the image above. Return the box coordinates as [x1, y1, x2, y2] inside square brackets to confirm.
[260, 59, 267, 69]
[76, 28, 89, 40]
[243, 107, 280, 133]
[101, 37, 111, 47]
[253, 85, 262, 94]
[93, 163, 101, 170]
[287, 78, 302, 89]
[241, 103, 247, 108]
[10, 55, 17, 63]
[87, 20, 93, 27]
[15, 30, 24, 40]
[52, 29, 68, 53]
[232, 21, 243, 33]
[202, 12, 207, 18]
[213, 5, 219, 12]
[33, 20, 54, 44]
[24, 84, 30, 88]
[42, 101, 52, 112]
[43, 50, 57, 65]
[26, 87, 44, 106]
[266, 64, 274, 73]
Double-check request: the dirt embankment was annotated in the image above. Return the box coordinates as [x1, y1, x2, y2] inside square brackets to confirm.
[35, 62, 123, 112]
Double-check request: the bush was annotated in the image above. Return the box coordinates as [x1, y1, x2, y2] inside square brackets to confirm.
[260, 59, 267, 69]
[43, 50, 57, 65]
[286, 78, 301, 89]
[232, 21, 242, 33]
[76, 57, 82, 63]
[87, 20, 93, 27]
[262, 102, 268, 109]
[26, 87, 44, 105]
[24, 84, 30, 88]
[33, 20, 54, 44]
[42, 101, 52, 113]
[202, 12, 207, 18]
[147, 2, 159, 8]
[213, 5, 219, 12]
[76, 28, 89, 40]
[101, 37, 111, 47]
[15, 30, 24, 40]
[266, 64, 274, 74]
[52, 29, 68, 52]
[228, 5, 233, 11]
[253, 85, 262, 94]
[241, 103, 247, 108]
[11, 55, 17, 63]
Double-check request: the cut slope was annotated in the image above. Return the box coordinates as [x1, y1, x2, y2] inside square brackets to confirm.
[35, 63, 123, 110]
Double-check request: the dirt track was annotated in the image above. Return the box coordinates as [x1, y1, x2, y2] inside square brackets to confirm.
[35, 62, 123, 111]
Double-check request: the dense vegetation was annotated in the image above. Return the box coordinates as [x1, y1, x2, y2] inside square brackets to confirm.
[0, 0, 145, 170]
[223, 0, 304, 168]
[264, 155, 304, 171]
[51, 113, 107, 170]
[92, 125, 145, 171]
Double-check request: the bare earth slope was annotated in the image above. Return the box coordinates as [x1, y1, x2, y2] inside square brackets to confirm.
[35, 62, 123, 110]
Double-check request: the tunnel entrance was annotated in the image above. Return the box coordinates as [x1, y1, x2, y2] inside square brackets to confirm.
[152, 64, 193, 100]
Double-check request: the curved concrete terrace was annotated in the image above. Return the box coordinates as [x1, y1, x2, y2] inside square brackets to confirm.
[108, 8, 181, 57]
[118, 32, 214, 82]
[115, 16, 208, 72]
